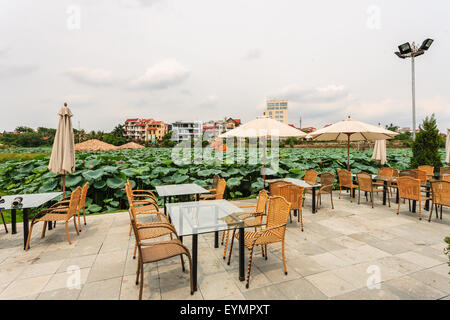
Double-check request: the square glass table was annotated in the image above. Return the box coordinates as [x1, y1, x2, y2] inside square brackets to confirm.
[166, 199, 255, 291]
[0, 192, 62, 249]
[155, 183, 210, 214]
[266, 178, 322, 213]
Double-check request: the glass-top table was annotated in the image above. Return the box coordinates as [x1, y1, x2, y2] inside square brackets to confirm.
[155, 183, 210, 214]
[0, 192, 62, 249]
[166, 200, 253, 291]
[266, 178, 322, 213]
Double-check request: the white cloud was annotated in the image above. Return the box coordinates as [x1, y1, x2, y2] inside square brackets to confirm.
[64, 67, 115, 86]
[243, 49, 262, 61]
[130, 59, 190, 90]
[199, 95, 219, 109]
[0, 64, 37, 78]
[270, 84, 349, 104]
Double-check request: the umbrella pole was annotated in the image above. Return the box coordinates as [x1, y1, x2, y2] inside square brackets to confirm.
[263, 142, 266, 188]
[62, 174, 66, 198]
[347, 134, 350, 171]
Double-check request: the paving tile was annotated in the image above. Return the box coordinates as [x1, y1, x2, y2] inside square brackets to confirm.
[78, 277, 122, 300]
[86, 249, 127, 283]
[57, 254, 97, 273]
[42, 267, 90, 292]
[17, 259, 65, 280]
[120, 273, 161, 300]
[242, 284, 288, 300]
[383, 275, 447, 300]
[396, 251, 443, 269]
[0, 275, 52, 300]
[409, 269, 450, 294]
[305, 271, 357, 297]
[37, 287, 81, 300]
[275, 278, 327, 299]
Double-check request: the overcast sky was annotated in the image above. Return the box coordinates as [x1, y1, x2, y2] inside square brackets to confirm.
[1, 0, 449, 132]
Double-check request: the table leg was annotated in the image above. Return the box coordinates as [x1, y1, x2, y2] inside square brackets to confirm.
[396, 187, 399, 204]
[239, 227, 245, 281]
[214, 231, 219, 248]
[196, 194, 199, 201]
[425, 186, 430, 211]
[11, 209, 17, 234]
[48, 220, 53, 230]
[23, 208, 29, 250]
[312, 187, 316, 213]
[192, 234, 198, 291]
[412, 200, 416, 213]
[382, 181, 387, 205]
[163, 196, 167, 215]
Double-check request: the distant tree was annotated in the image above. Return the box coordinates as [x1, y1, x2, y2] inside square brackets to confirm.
[385, 123, 399, 132]
[410, 114, 443, 169]
[160, 131, 176, 147]
[111, 124, 125, 137]
[103, 133, 126, 146]
[15, 126, 34, 133]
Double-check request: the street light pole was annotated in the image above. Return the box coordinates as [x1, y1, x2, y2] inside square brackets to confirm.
[411, 53, 416, 139]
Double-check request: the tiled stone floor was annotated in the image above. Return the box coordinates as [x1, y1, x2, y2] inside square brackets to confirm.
[0, 191, 449, 300]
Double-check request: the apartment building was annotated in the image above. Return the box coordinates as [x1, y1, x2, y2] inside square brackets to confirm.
[264, 99, 288, 124]
[203, 118, 241, 139]
[171, 120, 203, 143]
[124, 118, 168, 143]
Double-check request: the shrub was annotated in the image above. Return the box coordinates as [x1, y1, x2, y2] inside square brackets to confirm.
[410, 114, 443, 169]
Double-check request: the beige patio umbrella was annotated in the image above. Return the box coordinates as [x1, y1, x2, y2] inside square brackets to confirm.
[445, 128, 450, 164]
[372, 124, 387, 165]
[48, 102, 75, 197]
[219, 116, 307, 185]
[308, 116, 398, 170]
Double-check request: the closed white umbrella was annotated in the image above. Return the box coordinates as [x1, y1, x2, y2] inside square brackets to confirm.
[309, 116, 398, 170]
[446, 128, 450, 164]
[372, 139, 387, 165]
[219, 116, 307, 185]
[48, 102, 75, 197]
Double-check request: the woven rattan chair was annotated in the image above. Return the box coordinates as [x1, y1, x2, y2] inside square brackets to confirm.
[396, 176, 431, 220]
[269, 180, 289, 196]
[25, 187, 81, 250]
[337, 169, 358, 202]
[418, 165, 434, 179]
[316, 172, 335, 209]
[128, 209, 193, 299]
[228, 196, 291, 288]
[440, 167, 450, 175]
[279, 184, 304, 230]
[0, 210, 7, 233]
[304, 169, 318, 185]
[442, 175, 450, 182]
[126, 182, 174, 259]
[356, 172, 389, 208]
[222, 189, 269, 260]
[373, 167, 394, 193]
[200, 178, 226, 200]
[429, 181, 450, 221]
[204, 175, 220, 195]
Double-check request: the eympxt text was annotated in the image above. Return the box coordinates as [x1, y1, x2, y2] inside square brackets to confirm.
[179, 304, 270, 317]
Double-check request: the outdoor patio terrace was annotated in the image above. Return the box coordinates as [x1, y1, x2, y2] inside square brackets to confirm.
[0, 191, 448, 300]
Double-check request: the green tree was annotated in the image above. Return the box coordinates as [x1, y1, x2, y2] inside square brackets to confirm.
[111, 124, 125, 137]
[160, 131, 176, 147]
[15, 126, 34, 133]
[410, 114, 443, 169]
[385, 123, 399, 132]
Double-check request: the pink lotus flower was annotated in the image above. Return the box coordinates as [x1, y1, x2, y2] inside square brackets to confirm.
[82, 160, 85, 163]
[89, 165, 93, 169]
[118, 160, 124, 164]
[404, 153, 407, 156]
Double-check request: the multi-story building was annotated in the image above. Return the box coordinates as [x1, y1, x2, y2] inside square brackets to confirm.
[124, 118, 168, 143]
[203, 118, 241, 139]
[171, 121, 203, 143]
[264, 99, 288, 124]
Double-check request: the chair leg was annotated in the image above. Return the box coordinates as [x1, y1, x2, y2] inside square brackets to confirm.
[299, 208, 304, 232]
[73, 218, 79, 236]
[397, 198, 401, 215]
[227, 229, 236, 265]
[339, 186, 341, 199]
[0, 210, 8, 233]
[358, 189, 361, 204]
[180, 254, 185, 272]
[25, 222, 35, 250]
[83, 207, 87, 225]
[428, 201, 434, 222]
[330, 192, 334, 209]
[371, 191, 374, 208]
[136, 259, 140, 285]
[41, 221, 47, 238]
[418, 201, 422, 220]
[65, 221, 71, 245]
[223, 230, 230, 259]
[281, 240, 288, 275]
[139, 262, 144, 300]
[186, 253, 194, 295]
[245, 246, 254, 289]
[221, 230, 226, 245]
[133, 242, 138, 259]
[129, 224, 132, 236]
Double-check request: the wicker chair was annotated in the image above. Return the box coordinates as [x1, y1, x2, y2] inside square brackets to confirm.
[396, 176, 431, 220]
[279, 184, 304, 230]
[373, 167, 394, 193]
[0, 210, 7, 233]
[304, 169, 318, 185]
[443, 175, 450, 182]
[440, 167, 450, 175]
[356, 172, 389, 208]
[429, 181, 450, 221]
[200, 178, 226, 200]
[418, 165, 434, 179]
[25, 187, 81, 250]
[337, 169, 358, 202]
[316, 172, 335, 209]
[223, 189, 269, 261]
[204, 175, 221, 195]
[128, 208, 193, 299]
[228, 196, 291, 288]
[269, 180, 290, 196]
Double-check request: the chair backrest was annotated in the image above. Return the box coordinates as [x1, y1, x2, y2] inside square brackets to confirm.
[255, 189, 269, 214]
[418, 165, 434, 176]
[214, 178, 226, 199]
[440, 167, 450, 175]
[378, 167, 394, 177]
[442, 175, 450, 182]
[411, 169, 427, 183]
[67, 187, 82, 219]
[320, 172, 335, 191]
[269, 181, 289, 196]
[431, 181, 450, 206]
[392, 169, 399, 177]
[356, 172, 373, 193]
[399, 170, 414, 177]
[337, 169, 353, 188]
[279, 184, 304, 210]
[304, 169, 318, 184]
[212, 175, 220, 189]
[397, 176, 421, 200]
[79, 182, 89, 210]
[265, 196, 291, 238]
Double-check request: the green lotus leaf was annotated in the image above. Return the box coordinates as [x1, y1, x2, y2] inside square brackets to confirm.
[106, 176, 126, 189]
[82, 169, 105, 181]
[65, 175, 82, 187]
